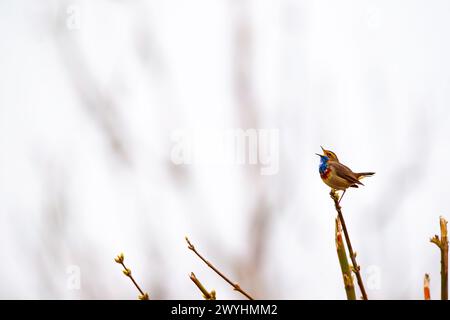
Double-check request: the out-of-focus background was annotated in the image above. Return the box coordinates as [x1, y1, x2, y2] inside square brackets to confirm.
[1, 0, 450, 299]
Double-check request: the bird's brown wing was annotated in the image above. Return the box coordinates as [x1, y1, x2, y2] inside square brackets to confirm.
[328, 161, 364, 186]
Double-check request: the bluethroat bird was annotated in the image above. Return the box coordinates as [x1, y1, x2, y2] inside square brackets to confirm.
[316, 146, 375, 203]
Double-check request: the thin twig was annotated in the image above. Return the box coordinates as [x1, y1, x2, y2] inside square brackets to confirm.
[189, 272, 216, 300]
[330, 190, 368, 300]
[185, 236, 255, 300]
[424, 273, 431, 300]
[335, 217, 356, 300]
[114, 253, 149, 300]
[430, 216, 448, 300]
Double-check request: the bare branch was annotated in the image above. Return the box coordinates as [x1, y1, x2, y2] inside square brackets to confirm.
[430, 216, 448, 300]
[330, 190, 368, 300]
[114, 253, 149, 300]
[185, 236, 254, 300]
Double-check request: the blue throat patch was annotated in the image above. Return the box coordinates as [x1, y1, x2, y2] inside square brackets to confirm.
[319, 156, 329, 174]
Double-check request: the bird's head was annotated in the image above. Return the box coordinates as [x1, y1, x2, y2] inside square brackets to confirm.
[319, 146, 339, 162]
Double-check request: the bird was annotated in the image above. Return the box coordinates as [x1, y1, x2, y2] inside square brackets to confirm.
[316, 147, 375, 203]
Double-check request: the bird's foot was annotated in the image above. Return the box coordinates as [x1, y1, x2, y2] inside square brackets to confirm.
[329, 189, 340, 202]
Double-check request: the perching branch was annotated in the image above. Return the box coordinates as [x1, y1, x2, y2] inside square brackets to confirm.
[114, 253, 149, 300]
[330, 190, 368, 300]
[430, 216, 448, 300]
[335, 217, 356, 300]
[424, 273, 431, 300]
[185, 236, 255, 300]
[189, 272, 216, 300]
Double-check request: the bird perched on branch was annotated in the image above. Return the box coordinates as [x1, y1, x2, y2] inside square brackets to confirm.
[316, 146, 375, 203]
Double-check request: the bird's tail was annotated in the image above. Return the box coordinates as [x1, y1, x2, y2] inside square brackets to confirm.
[356, 172, 375, 180]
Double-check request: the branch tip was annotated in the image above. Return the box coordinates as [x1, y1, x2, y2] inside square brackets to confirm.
[189, 272, 216, 300]
[114, 253, 149, 300]
[424, 273, 431, 300]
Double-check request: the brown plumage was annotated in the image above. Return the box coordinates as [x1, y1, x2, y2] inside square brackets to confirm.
[326, 161, 375, 190]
